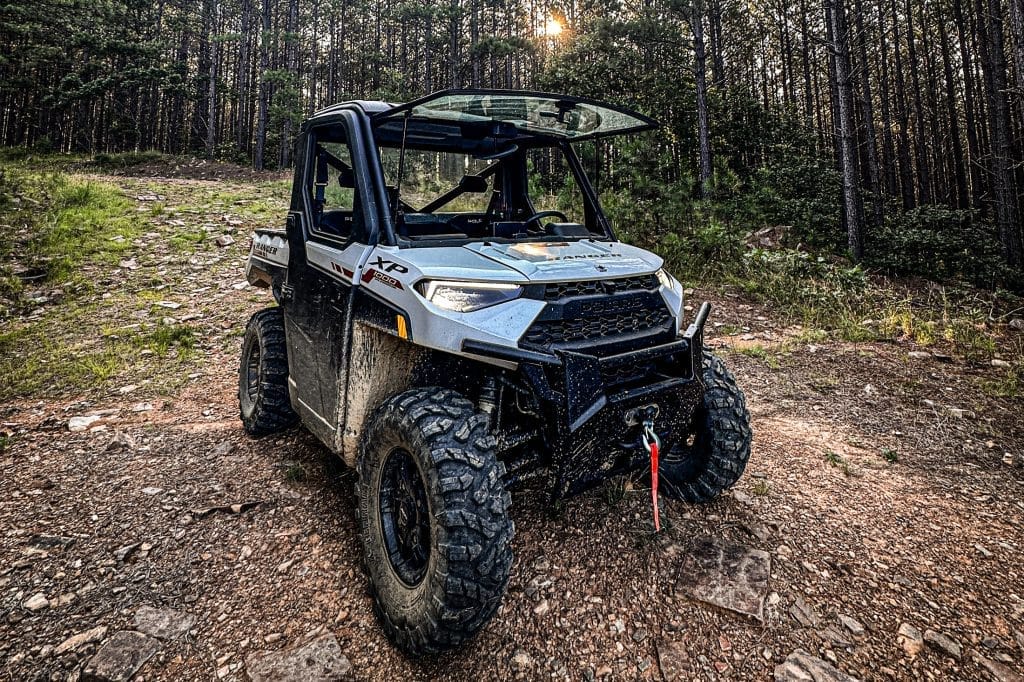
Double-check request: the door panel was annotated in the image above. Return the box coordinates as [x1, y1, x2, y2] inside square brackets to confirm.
[281, 211, 327, 420]
[306, 240, 372, 426]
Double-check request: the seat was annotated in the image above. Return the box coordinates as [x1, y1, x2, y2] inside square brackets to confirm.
[319, 210, 353, 237]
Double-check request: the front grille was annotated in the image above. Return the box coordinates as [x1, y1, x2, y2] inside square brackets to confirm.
[521, 307, 672, 347]
[601, 359, 657, 386]
[541, 274, 658, 301]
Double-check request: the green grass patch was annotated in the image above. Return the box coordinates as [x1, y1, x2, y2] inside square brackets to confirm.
[169, 229, 207, 251]
[1, 169, 138, 303]
[731, 343, 782, 369]
[142, 324, 196, 358]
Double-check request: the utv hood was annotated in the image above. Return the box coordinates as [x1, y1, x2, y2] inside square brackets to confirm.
[462, 240, 661, 281]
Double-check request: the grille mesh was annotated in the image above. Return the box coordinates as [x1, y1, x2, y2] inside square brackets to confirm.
[542, 274, 659, 301]
[522, 307, 672, 347]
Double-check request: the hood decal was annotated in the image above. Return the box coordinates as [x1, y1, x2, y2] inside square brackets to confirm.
[463, 240, 659, 280]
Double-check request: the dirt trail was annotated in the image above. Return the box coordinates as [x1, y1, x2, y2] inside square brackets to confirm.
[2, 173, 1023, 681]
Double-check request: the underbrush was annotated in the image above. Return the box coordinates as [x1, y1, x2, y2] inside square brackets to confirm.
[0, 169, 137, 307]
[651, 232, 1021, 364]
[90, 150, 169, 169]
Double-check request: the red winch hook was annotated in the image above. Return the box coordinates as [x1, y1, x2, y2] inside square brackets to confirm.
[641, 419, 661, 532]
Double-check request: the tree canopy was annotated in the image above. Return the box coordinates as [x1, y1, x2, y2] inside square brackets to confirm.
[2, 0, 1022, 284]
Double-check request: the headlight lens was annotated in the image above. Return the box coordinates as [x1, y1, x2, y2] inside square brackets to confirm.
[656, 267, 680, 292]
[416, 280, 523, 312]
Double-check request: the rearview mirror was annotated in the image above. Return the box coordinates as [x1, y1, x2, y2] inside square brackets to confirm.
[459, 175, 488, 193]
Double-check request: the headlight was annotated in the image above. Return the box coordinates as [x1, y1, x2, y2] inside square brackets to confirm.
[656, 267, 681, 293]
[416, 280, 523, 312]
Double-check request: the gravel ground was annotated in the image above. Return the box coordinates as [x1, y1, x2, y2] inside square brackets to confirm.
[2, 174, 1023, 681]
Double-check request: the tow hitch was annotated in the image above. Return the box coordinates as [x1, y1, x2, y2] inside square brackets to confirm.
[628, 405, 663, 532]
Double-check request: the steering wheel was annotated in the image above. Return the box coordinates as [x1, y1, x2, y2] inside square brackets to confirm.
[523, 210, 569, 232]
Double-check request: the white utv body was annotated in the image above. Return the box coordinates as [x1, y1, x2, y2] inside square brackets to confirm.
[240, 90, 752, 655]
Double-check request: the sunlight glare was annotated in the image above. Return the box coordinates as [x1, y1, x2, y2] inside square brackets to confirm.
[542, 17, 563, 37]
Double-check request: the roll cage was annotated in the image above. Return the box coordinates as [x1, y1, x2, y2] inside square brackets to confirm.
[296, 90, 659, 249]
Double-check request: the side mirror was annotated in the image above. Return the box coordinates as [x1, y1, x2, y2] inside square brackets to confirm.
[338, 168, 356, 188]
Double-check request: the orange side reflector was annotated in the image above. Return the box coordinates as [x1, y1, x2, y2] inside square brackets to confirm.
[396, 315, 408, 339]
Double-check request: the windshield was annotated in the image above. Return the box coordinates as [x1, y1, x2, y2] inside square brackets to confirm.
[378, 142, 604, 244]
[377, 90, 657, 142]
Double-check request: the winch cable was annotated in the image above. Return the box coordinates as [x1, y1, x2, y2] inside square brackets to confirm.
[641, 420, 661, 532]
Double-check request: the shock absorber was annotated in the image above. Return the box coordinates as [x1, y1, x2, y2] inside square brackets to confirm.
[478, 376, 499, 427]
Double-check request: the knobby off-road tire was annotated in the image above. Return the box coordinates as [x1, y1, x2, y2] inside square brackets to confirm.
[356, 387, 514, 656]
[238, 307, 297, 436]
[660, 351, 752, 503]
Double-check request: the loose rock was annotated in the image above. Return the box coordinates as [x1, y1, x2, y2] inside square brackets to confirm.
[897, 622, 924, 657]
[971, 649, 1024, 682]
[246, 633, 353, 682]
[114, 543, 140, 562]
[23, 593, 49, 611]
[55, 625, 109, 655]
[924, 630, 962, 660]
[511, 648, 534, 671]
[838, 615, 864, 636]
[69, 415, 101, 432]
[83, 630, 161, 682]
[133, 605, 194, 641]
[774, 649, 860, 681]
[677, 535, 771, 621]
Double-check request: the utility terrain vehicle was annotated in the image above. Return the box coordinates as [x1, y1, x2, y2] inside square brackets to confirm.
[239, 90, 752, 655]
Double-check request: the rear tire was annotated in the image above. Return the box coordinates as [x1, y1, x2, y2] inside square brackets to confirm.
[660, 351, 752, 503]
[239, 307, 297, 436]
[356, 387, 514, 656]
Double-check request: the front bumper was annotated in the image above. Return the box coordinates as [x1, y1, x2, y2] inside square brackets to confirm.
[463, 302, 711, 497]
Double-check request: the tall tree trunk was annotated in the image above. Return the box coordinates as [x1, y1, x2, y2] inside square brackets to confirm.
[890, 0, 915, 208]
[1007, 0, 1024, 84]
[254, 0, 271, 170]
[826, 0, 864, 260]
[953, 0, 985, 207]
[904, 0, 932, 204]
[709, 0, 725, 86]
[691, 3, 713, 197]
[205, 0, 218, 157]
[978, 0, 1024, 268]
[800, 0, 815, 124]
[238, 0, 252, 152]
[938, 15, 970, 209]
[280, 0, 298, 168]
[876, 0, 899, 197]
[853, 0, 882, 229]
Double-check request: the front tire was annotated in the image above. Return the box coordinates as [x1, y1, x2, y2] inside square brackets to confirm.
[356, 387, 514, 656]
[660, 351, 752, 503]
[238, 307, 297, 436]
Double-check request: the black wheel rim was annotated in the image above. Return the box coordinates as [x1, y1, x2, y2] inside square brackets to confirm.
[243, 337, 261, 405]
[662, 407, 711, 481]
[379, 448, 431, 587]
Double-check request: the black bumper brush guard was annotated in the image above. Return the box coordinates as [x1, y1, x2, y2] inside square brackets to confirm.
[463, 301, 712, 497]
